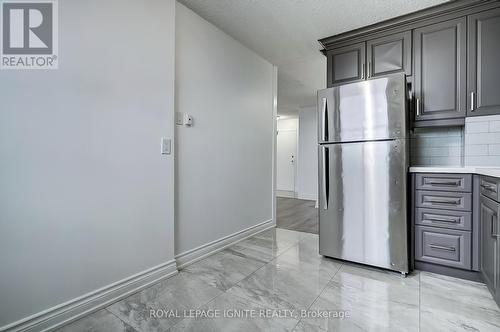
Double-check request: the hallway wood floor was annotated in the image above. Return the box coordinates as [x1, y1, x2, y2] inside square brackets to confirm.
[276, 197, 318, 234]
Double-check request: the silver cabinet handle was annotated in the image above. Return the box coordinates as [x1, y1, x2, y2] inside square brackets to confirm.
[427, 180, 460, 186]
[322, 147, 329, 210]
[321, 97, 328, 142]
[470, 92, 475, 112]
[368, 62, 371, 78]
[361, 63, 365, 80]
[481, 184, 497, 192]
[416, 98, 421, 117]
[491, 214, 499, 237]
[426, 198, 460, 205]
[429, 244, 456, 252]
[424, 216, 459, 224]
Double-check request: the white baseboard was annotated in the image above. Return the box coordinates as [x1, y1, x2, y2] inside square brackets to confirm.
[2, 220, 277, 331]
[1, 260, 178, 332]
[297, 193, 318, 201]
[276, 190, 296, 198]
[175, 219, 275, 269]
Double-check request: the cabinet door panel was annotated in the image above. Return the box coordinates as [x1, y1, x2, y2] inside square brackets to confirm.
[327, 43, 365, 87]
[367, 31, 411, 78]
[415, 225, 471, 270]
[413, 18, 466, 121]
[468, 8, 500, 116]
[480, 195, 498, 294]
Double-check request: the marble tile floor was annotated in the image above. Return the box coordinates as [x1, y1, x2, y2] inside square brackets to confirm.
[58, 228, 500, 332]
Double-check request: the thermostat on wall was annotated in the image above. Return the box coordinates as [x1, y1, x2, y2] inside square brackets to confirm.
[175, 112, 193, 127]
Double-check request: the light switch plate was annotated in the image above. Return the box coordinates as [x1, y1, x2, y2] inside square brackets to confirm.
[161, 138, 171, 155]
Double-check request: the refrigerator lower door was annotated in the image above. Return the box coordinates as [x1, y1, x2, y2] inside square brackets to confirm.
[319, 139, 408, 273]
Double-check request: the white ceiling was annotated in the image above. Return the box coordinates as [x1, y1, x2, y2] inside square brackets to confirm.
[178, 0, 449, 116]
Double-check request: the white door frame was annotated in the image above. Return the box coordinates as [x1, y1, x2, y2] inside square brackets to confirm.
[271, 66, 278, 227]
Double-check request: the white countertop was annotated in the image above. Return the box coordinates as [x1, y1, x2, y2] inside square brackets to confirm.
[409, 166, 500, 178]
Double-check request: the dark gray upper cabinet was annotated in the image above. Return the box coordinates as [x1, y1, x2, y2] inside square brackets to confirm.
[320, 1, 500, 125]
[413, 18, 467, 122]
[366, 31, 411, 79]
[327, 42, 365, 87]
[468, 8, 500, 117]
[480, 194, 499, 298]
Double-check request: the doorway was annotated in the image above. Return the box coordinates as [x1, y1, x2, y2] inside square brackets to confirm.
[276, 128, 297, 197]
[275, 113, 319, 234]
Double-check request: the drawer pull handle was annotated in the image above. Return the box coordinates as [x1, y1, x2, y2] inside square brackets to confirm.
[426, 198, 460, 205]
[425, 216, 458, 223]
[491, 214, 500, 238]
[427, 180, 460, 186]
[481, 184, 497, 192]
[429, 244, 456, 252]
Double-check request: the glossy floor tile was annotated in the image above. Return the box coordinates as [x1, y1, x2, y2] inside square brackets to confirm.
[170, 292, 298, 332]
[58, 309, 137, 332]
[227, 259, 332, 313]
[224, 233, 296, 264]
[252, 227, 303, 245]
[182, 249, 265, 291]
[331, 264, 420, 306]
[420, 272, 500, 332]
[107, 272, 223, 332]
[57, 228, 500, 332]
[275, 235, 340, 278]
[297, 265, 420, 332]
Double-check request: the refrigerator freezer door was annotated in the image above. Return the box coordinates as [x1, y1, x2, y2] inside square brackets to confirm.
[318, 139, 408, 273]
[318, 74, 407, 144]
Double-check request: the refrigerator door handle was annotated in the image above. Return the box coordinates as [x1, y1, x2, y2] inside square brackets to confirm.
[321, 97, 328, 142]
[322, 146, 329, 210]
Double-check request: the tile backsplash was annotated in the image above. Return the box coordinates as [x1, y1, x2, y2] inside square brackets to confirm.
[410, 127, 464, 166]
[409, 115, 500, 167]
[465, 115, 500, 166]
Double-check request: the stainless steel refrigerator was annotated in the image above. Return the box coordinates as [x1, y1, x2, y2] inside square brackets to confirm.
[317, 74, 409, 274]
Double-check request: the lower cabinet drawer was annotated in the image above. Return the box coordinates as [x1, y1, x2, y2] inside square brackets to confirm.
[415, 190, 472, 211]
[415, 208, 472, 231]
[480, 176, 500, 202]
[415, 225, 471, 270]
[415, 173, 472, 192]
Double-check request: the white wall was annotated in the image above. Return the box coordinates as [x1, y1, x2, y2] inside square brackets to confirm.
[277, 117, 299, 131]
[175, 3, 274, 255]
[0, 0, 176, 327]
[297, 108, 318, 201]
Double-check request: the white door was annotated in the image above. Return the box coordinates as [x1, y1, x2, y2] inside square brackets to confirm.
[277, 129, 297, 193]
